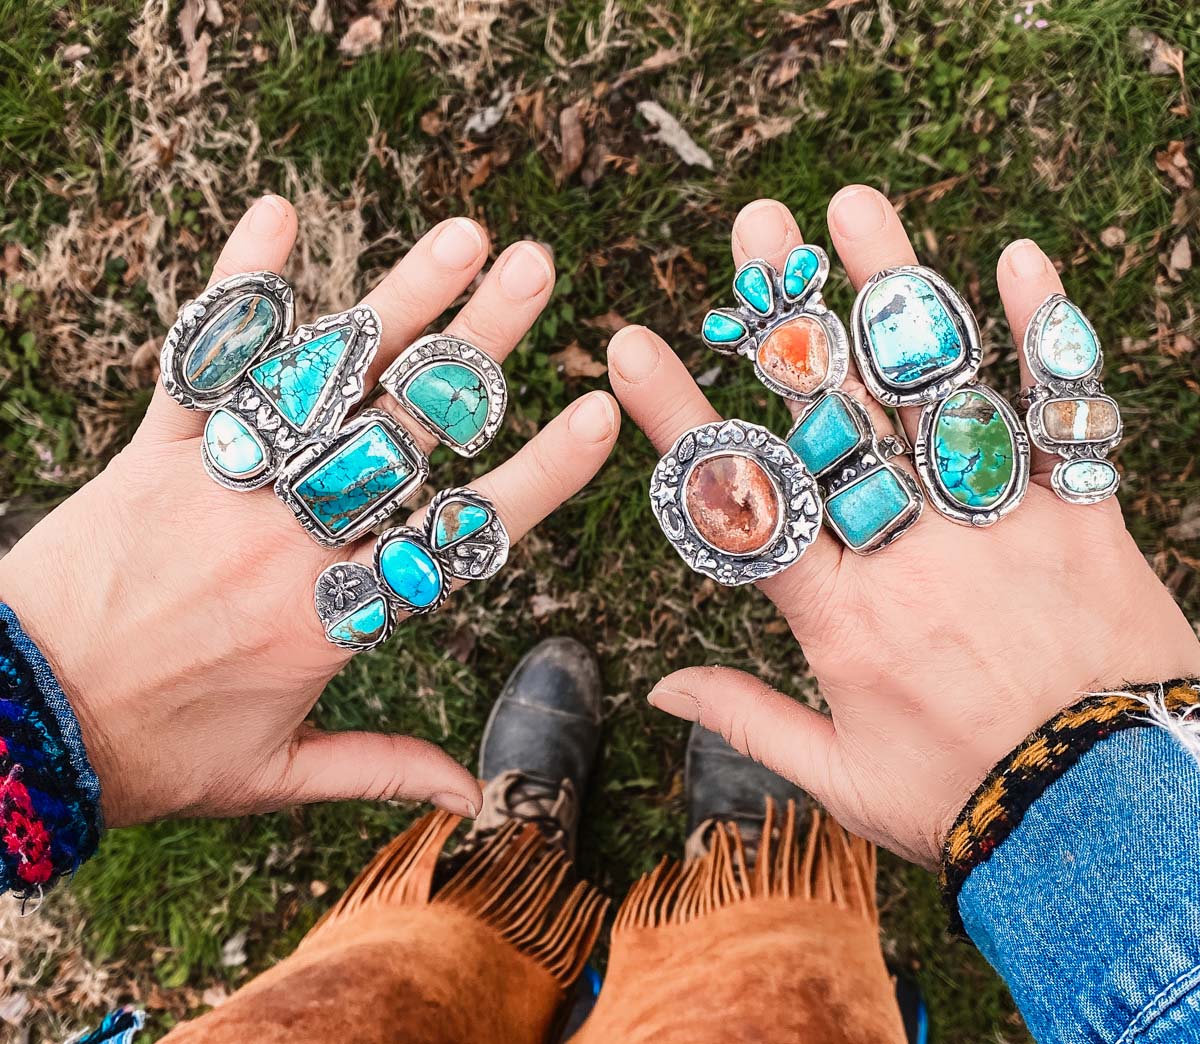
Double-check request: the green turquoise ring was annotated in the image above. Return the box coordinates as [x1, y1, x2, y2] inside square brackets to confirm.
[379, 334, 508, 457]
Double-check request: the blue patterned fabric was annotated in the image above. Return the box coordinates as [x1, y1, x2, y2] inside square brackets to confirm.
[959, 721, 1200, 1042]
[0, 602, 102, 896]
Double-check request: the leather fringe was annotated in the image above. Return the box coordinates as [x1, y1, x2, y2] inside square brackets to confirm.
[301, 811, 608, 989]
[613, 800, 877, 934]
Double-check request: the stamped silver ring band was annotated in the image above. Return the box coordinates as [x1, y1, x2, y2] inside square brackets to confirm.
[649, 419, 822, 586]
[700, 245, 849, 403]
[1021, 294, 1122, 505]
[314, 488, 509, 651]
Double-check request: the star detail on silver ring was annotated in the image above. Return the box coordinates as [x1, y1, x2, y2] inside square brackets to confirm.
[319, 567, 363, 612]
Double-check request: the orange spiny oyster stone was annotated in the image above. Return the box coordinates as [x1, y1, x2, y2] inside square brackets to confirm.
[684, 453, 781, 555]
[757, 316, 830, 395]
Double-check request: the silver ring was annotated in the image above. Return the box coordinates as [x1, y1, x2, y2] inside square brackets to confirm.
[650, 419, 822, 586]
[701, 246, 849, 403]
[1021, 294, 1122, 505]
[785, 390, 923, 554]
[913, 383, 1030, 527]
[201, 305, 382, 491]
[274, 409, 430, 549]
[850, 265, 982, 408]
[379, 334, 508, 457]
[315, 562, 396, 651]
[160, 271, 294, 411]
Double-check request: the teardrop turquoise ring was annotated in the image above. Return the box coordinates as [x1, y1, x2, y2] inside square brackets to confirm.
[379, 334, 508, 458]
[1021, 294, 1123, 505]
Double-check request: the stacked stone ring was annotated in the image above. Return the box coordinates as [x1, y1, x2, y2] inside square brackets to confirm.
[313, 488, 509, 651]
[786, 390, 923, 554]
[1021, 295, 1122, 505]
[700, 246, 849, 402]
[379, 334, 508, 457]
[850, 264, 1030, 527]
[649, 419, 822, 586]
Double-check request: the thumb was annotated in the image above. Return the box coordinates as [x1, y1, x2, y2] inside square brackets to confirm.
[648, 666, 841, 808]
[277, 729, 482, 818]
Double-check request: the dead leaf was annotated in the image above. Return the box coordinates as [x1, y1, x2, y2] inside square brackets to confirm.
[420, 109, 444, 136]
[338, 15, 382, 57]
[583, 310, 629, 334]
[581, 142, 608, 188]
[781, 0, 867, 29]
[220, 931, 247, 967]
[611, 47, 684, 89]
[530, 594, 570, 620]
[550, 342, 607, 379]
[177, 0, 211, 89]
[558, 103, 586, 184]
[1167, 502, 1200, 542]
[1166, 235, 1192, 280]
[309, 0, 332, 34]
[1101, 226, 1126, 248]
[1155, 141, 1193, 191]
[636, 101, 713, 170]
[309, 879, 329, 898]
[0, 243, 21, 279]
[464, 91, 513, 136]
[61, 43, 90, 63]
[201, 985, 230, 1009]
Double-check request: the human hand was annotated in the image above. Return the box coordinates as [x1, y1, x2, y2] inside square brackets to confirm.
[0, 196, 620, 828]
[608, 188, 1200, 868]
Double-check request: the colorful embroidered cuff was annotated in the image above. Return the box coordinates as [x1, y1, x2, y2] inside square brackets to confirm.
[939, 678, 1200, 926]
[0, 602, 103, 897]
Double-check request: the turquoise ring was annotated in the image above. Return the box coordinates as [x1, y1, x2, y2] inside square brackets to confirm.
[787, 390, 923, 554]
[850, 265, 982, 408]
[379, 334, 508, 457]
[1021, 294, 1122, 505]
[700, 245, 849, 403]
[314, 562, 396, 651]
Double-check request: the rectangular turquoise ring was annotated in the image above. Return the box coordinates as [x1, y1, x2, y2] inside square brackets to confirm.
[274, 409, 430, 548]
[823, 464, 922, 553]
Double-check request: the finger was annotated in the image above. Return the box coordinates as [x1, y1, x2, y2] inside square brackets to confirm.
[371, 241, 556, 454]
[648, 666, 842, 809]
[826, 185, 925, 442]
[142, 195, 299, 442]
[277, 729, 482, 818]
[607, 324, 841, 624]
[360, 216, 491, 386]
[997, 239, 1067, 477]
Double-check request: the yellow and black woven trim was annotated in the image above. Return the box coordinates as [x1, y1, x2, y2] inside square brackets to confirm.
[940, 678, 1200, 928]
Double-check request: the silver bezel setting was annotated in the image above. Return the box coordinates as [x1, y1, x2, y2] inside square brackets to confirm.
[1022, 294, 1122, 506]
[425, 487, 510, 582]
[160, 271, 294, 410]
[202, 306, 383, 491]
[913, 383, 1030, 528]
[373, 526, 451, 616]
[850, 264, 983, 408]
[649, 419, 822, 586]
[701, 247, 850, 404]
[379, 334, 508, 457]
[275, 409, 430, 548]
[314, 562, 396, 652]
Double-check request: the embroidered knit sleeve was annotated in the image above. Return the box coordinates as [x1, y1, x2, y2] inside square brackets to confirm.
[0, 602, 103, 897]
[944, 680, 1200, 1043]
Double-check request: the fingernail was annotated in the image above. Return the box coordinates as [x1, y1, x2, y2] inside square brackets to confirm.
[499, 242, 553, 299]
[248, 194, 289, 235]
[567, 391, 617, 442]
[431, 217, 484, 269]
[1006, 238, 1050, 279]
[647, 686, 700, 722]
[829, 186, 888, 241]
[608, 327, 661, 383]
[733, 199, 792, 257]
[431, 792, 478, 818]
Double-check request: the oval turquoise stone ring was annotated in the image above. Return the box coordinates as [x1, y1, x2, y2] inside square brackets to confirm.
[850, 265, 983, 408]
[380, 334, 508, 457]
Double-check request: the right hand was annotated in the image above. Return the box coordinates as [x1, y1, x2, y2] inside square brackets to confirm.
[608, 188, 1200, 868]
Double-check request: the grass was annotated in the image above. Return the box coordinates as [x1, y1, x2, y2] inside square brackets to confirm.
[2, 0, 1199, 1040]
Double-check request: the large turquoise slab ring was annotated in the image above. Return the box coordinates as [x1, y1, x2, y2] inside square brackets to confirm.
[913, 384, 1030, 527]
[650, 419, 822, 586]
[314, 562, 396, 651]
[787, 389, 923, 554]
[201, 305, 383, 491]
[701, 246, 849, 403]
[274, 409, 430, 548]
[1021, 294, 1122, 505]
[850, 265, 983, 408]
[379, 334, 507, 457]
[160, 271, 294, 411]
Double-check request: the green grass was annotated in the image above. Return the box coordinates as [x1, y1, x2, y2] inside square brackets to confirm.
[4, 1, 1200, 1040]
